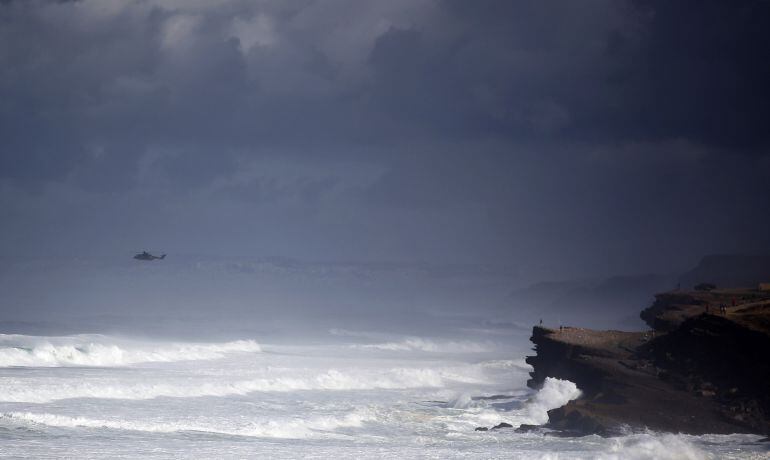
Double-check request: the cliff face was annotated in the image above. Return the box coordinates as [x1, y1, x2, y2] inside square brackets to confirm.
[645, 314, 770, 433]
[639, 292, 705, 331]
[526, 288, 770, 436]
[526, 327, 630, 398]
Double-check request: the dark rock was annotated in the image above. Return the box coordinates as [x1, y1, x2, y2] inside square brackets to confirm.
[514, 424, 541, 433]
[491, 422, 513, 430]
[527, 287, 770, 436]
[546, 407, 606, 436]
[474, 427, 488, 432]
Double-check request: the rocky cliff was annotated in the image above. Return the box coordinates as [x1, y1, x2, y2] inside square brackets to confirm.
[526, 288, 770, 436]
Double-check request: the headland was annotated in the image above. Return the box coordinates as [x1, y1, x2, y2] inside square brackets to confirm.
[524, 287, 770, 436]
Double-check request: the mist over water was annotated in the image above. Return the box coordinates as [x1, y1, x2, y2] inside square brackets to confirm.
[0, 255, 526, 340]
[0, 258, 766, 459]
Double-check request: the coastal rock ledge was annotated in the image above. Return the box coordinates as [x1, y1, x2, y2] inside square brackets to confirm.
[526, 288, 770, 437]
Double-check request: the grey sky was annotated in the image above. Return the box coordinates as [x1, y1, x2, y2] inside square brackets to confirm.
[1, 0, 769, 280]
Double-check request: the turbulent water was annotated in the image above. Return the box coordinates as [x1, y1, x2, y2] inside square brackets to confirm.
[0, 333, 765, 459]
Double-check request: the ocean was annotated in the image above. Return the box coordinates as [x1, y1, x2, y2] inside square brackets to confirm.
[0, 332, 765, 459]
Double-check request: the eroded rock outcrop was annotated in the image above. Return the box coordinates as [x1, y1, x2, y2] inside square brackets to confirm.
[526, 288, 770, 436]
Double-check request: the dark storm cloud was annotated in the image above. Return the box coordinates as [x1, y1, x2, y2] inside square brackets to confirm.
[427, 0, 770, 149]
[2, 0, 768, 184]
[610, 0, 770, 149]
[0, 0, 768, 275]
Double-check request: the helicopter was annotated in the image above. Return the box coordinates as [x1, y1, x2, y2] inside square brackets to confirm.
[134, 251, 166, 261]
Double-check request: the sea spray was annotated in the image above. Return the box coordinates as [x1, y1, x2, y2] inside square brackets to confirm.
[602, 433, 709, 460]
[0, 339, 761, 459]
[0, 335, 261, 367]
[1, 409, 374, 440]
[522, 377, 582, 425]
[0, 367, 454, 403]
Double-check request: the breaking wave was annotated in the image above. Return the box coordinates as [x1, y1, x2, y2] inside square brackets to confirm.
[600, 433, 709, 460]
[522, 377, 582, 425]
[1, 368, 457, 403]
[1, 410, 373, 439]
[0, 334, 261, 367]
[446, 377, 582, 431]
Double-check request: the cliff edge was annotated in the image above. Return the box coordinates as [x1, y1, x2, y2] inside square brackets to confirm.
[526, 287, 770, 436]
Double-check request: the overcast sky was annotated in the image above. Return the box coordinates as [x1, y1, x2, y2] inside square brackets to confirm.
[1, 0, 769, 280]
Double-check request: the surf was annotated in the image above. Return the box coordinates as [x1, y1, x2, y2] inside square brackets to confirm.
[0, 334, 261, 367]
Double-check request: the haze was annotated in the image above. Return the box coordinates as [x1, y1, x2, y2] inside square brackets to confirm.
[1, 0, 769, 337]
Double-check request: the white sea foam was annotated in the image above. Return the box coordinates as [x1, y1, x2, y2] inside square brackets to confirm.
[599, 433, 709, 460]
[522, 377, 582, 425]
[0, 336, 762, 459]
[448, 392, 475, 409]
[0, 367, 453, 403]
[480, 358, 531, 370]
[1, 410, 373, 439]
[443, 377, 582, 431]
[0, 334, 260, 367]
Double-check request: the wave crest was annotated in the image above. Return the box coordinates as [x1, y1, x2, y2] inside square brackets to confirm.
[1, 410, 372, 439]
[604, 433, 708, 460]
[0, 334, 261, 367]
[523, 377, 582, 425]
[0, 367, 455, 403]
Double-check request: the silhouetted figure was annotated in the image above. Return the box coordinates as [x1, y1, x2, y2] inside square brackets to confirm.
[539, 319, 543, 326]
